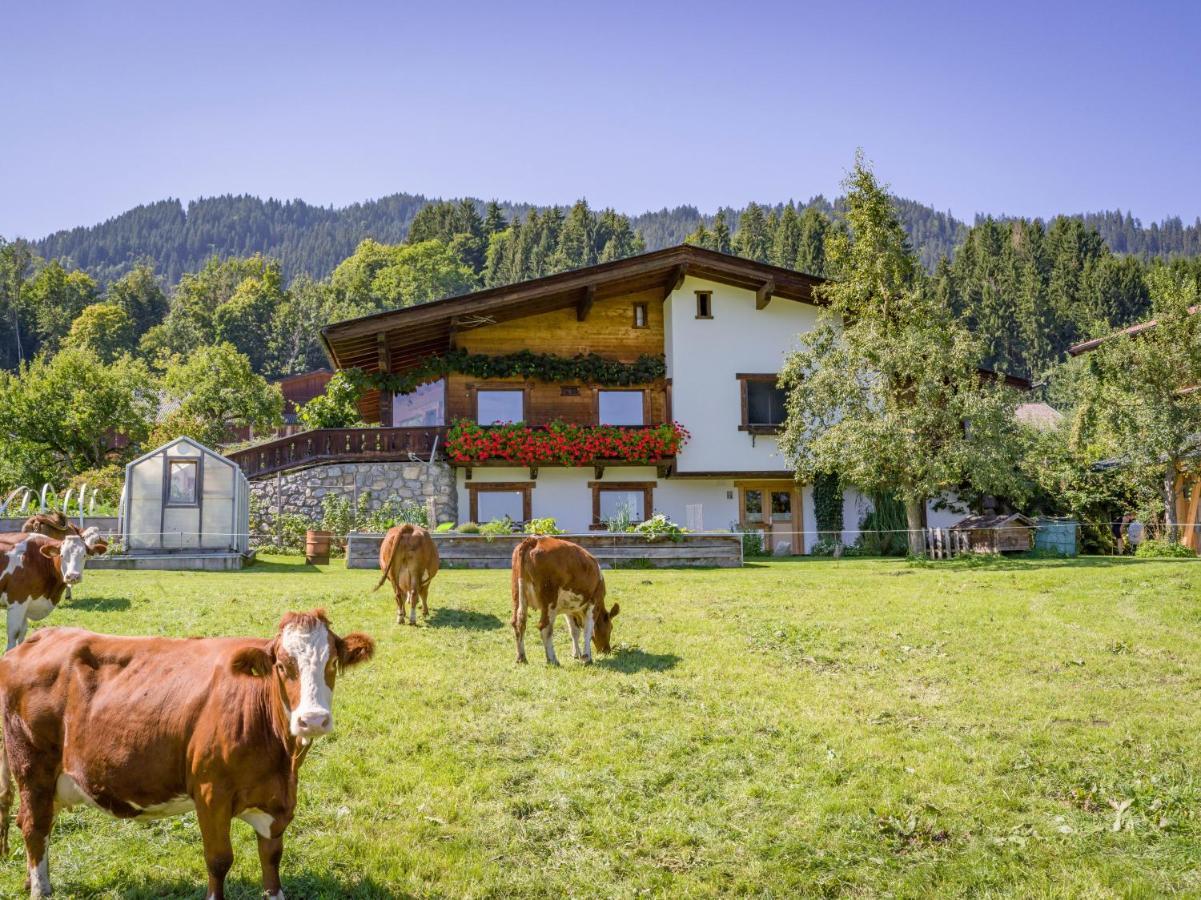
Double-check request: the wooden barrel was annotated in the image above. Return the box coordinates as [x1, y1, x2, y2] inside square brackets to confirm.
[305, 530, 332, 565]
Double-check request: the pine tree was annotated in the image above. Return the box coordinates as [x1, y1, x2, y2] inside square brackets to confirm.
[713, 210, 732, 254]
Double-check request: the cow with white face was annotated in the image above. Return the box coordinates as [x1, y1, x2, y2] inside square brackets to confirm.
[0, 534, 91, 650]
[0, 609, 374, 900]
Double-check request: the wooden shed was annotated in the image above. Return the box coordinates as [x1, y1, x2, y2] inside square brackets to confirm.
[950, 512, 1034, 554]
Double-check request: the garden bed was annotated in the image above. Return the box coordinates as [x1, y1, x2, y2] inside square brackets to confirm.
[346, 531, 743, 569]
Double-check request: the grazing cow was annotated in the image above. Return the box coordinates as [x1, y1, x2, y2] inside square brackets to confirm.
[373, 524, 439, 625]
[0, 535, 90, 651]
[0, 609, 374, 900]
[511, 536, 620, 665]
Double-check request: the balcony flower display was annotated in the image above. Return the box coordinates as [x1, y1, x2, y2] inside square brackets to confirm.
[446, 420, 690, 467]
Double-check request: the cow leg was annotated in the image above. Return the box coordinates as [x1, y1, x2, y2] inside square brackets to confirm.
[420, 577, 430, 617]
[0, 739, 12, 857]
[537, 591, 559, 667]
[6, 603, 28, 652]
[566, 615, 583, 659]
[407, 589, 418, 626]
[512, 578, 528, 664]
[16, 783, 54, 898]
[392, 580, 405, 626]
[196, 796, 234, 900]
[580, 606, 595, 665]
[257, 833, 285, 900]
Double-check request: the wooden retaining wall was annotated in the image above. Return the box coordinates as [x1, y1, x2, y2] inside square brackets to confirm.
[347, 532, 743, 569]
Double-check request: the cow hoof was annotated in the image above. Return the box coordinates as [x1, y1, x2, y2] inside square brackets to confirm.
[516, 656, 528, 664]
[581, 657, 593, 666]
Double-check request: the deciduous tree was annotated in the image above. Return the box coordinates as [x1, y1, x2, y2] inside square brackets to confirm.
[779, 154, 1024, 555]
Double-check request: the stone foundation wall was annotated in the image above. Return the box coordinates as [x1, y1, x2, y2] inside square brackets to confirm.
[249, 461, 456, 536]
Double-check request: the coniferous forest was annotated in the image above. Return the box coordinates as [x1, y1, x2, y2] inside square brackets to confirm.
[3, 191, 1201, 385]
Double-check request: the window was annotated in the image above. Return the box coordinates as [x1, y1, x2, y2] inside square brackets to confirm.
[477, 389, 525, 425]
[632, 302, 648, 328]
[468, 482, 533, 524]
[590, 481, 655, 529]
[738, 374, 787, 432]
[696, 291, 713, 319]
[597, 390, 644, 426]
[392, 379, 445, 427]
[744, 489, 764, 523]
[166, 459, 198, 506]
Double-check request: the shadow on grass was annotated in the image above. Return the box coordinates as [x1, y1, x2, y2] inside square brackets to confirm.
[906, 554, 1168, 572]
[427, 607, 505, 630]
[244, 558, 322, 574]
[598, 647, 681, 673]
[67, 595, 131, 612]
[74, 873, 401, 899]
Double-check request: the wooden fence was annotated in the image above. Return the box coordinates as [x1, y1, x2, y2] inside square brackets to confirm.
[227, 426, 445, 479]
[923, 528, 971, 559]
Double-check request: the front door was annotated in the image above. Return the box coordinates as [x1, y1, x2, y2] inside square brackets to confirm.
[737, 481, 802, 555]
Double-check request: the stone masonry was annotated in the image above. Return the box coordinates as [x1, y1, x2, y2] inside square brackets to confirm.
[249, 460, 457, 536]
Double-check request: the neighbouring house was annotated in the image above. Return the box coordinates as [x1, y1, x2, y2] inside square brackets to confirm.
[238, 244, 1020, 554]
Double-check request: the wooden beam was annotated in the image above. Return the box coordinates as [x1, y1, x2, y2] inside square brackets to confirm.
[756, 279, 775, 310]
[576, 285, 595, 322]
[376, 333, 390, 371]
[529, 466, 538, 481]
[593, 465, 604, 481]
[662, 264, 688, 300]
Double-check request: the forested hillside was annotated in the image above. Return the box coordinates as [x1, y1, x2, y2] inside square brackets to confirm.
[28, 191, 1201, 291]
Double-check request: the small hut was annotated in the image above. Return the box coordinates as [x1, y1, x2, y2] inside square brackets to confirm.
[949, 512, 1034, 554]
[116, 437, 250, 569]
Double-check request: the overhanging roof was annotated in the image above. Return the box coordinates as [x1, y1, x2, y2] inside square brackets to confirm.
[320, 244, 825, 374]
[1069, 305, 1199, 356]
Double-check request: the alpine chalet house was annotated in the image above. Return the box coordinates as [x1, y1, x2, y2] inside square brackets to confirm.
[307, 245, 965, 554]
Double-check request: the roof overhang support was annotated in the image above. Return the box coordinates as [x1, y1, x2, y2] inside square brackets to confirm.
[663, 264, 688, 300]
[376, 333, 391, 372]
[756, 279, 775, 310]
[576, 285, 596, 322]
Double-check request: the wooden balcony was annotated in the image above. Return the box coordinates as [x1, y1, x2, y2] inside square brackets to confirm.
[227, 427, 446, 479]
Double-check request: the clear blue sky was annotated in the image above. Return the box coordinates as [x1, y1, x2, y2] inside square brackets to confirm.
[2, 0, 1199, 238]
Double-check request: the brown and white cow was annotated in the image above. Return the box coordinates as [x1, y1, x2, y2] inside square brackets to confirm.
[0, 609, 374, 900]
[0, 534, 90, 651]
[511, 536, 620, 665]
[1, 518, 107, 604]
[373, 524, 439, 625]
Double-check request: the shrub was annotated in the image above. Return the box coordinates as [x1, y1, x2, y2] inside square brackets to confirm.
[435, 521, 456, 532]
[1135, 539, 1196, 558]
[359, 498, 429, 532]
[479, 518, 516, 541]
[272, 514, 315, 553]
[856, 493, 909, 556]
[732, 524, 767, 558]
[320, 495, 353, 537]
[633, 514, 685, 542]
[603, 502, 637, 533]
[813, 473, 844, 543]
[68, 465, 125, 508]
[524, 517, 564, 535]
[456, 522, 480, 534]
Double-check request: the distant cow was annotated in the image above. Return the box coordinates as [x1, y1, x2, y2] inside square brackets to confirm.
[1, 517, 107, 602]
[0, 609, 374, 900]
[0, 534, 90, 651]
[511, 536, 620, 665]
[373, 524, 439, 625]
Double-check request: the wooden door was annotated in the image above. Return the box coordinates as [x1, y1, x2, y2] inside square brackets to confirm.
[737, 481, 802, 555]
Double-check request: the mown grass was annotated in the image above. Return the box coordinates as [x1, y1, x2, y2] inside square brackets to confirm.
[3, 555, 1201, 897]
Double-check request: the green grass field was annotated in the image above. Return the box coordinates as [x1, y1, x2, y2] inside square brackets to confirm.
[2, 555, 1201, 898]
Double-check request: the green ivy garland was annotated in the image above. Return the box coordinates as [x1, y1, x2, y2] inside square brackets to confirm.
[346, 349, 667, 396]
[813, 472, 844, 540]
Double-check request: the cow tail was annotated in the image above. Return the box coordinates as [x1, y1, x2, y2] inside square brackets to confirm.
[373, 533, 402, 593]
[512, 537, 538, 613]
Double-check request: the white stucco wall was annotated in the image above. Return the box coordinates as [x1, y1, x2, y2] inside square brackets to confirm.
[665, 276, 821, 474]
[456, 468, 739, 535]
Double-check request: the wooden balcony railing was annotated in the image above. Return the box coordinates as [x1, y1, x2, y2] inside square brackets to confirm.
[227, 427, 446, 479]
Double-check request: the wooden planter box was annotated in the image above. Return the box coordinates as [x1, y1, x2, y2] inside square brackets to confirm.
[346, 532, 743, 569]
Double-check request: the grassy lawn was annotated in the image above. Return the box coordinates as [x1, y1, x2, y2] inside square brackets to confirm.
[2, 555, 1200, 897]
